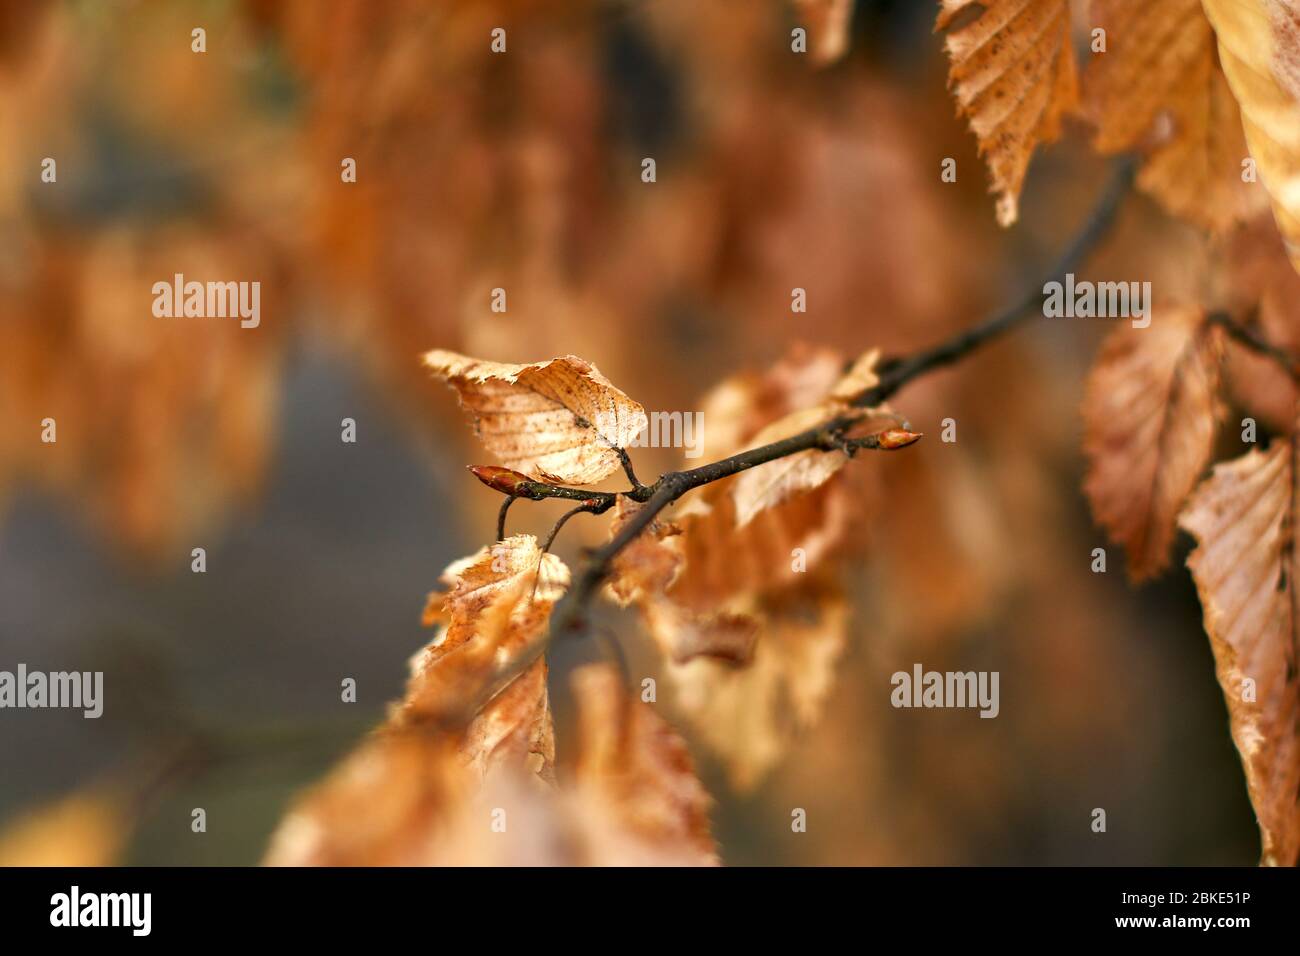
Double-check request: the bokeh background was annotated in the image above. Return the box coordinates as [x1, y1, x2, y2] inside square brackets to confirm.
[0, 0, 1261, 864]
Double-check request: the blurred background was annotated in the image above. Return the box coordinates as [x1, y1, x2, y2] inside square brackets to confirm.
[0, 0, 1261, 864]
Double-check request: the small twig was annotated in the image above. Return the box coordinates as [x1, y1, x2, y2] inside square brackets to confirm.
[616, 446, 645, 491]
[496, 497, 515, 541]
[541, 500, 603, 553]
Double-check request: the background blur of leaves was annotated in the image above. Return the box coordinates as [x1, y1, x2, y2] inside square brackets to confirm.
[0, 0, 1259, 863]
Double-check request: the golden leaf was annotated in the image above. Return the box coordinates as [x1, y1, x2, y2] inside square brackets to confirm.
[401, 534, 568, 726]
[936, 0, 1079, 226]
[263, 727, 475, 866]
[1082, 307, 1224, 580]
[1084, 0, 1266, 231]
[265, 665, 717, 866]
[603, 346, 871, 786]
[671, 590, 849, 789]
[566, 664, 719, 866]
[1179, 434, 1300, 865]
[605, 495, 758, 664]
[1203, 0, 1300, 271]
[423, 350, 647, 485]
[729, 348, 888, 528]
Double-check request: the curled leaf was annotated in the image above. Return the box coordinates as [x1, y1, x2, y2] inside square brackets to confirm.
[1179, 434, 1300, 865]
[403, 534, 569, 724]
[424, 350, 646, 485]
[671, 589, 849, 789]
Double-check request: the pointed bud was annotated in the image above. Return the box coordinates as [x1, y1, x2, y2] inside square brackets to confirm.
[875, 428, 922, 450]
[469, 465, 539, 497]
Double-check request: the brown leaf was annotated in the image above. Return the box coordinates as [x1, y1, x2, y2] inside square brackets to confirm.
[401, 534, 569, 725]
[265, 664, 718, 866]
[936, 0, 1078, 226]
[1203, 0, 1300, 271]
[1179, 435, 1300, 865]
[730, 348, 884, 527]
[263, 726, 475, 866]
[1082, 307, 1225, 580]
[1084, 0, 1266, 232]
[566, 664, 719, 866]
[605, 495, 758, 664]
[1219, 217, 1300, 432]
[671, 589, 849, 789]
[423, 350, 647, 485]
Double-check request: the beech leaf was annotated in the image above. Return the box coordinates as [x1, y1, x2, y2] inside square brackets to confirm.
[1203, 0, 1300, 272]
[1179, 435, 1300, 865]
[936, 0, 1078, 226]
[423, 349, 647, 485]
[730, 347, 887, 528]
[1084, 0, 1266, 232]
[1082, 307, 1224, 580]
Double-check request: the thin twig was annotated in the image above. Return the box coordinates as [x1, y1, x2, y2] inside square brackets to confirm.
[541, 500, 603, 553]
[496, 496, 515, 541]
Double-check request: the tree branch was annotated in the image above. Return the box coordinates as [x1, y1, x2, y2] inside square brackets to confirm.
[447, 157, 1141, 706]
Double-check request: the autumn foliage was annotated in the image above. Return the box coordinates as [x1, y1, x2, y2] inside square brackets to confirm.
[4, 0, 1300, 868]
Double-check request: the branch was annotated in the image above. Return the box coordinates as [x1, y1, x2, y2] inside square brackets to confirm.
[469, 158, 1139, 689]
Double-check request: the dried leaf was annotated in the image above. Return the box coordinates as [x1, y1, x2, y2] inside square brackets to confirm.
[605, 496, 758, 664]
[605, 495, 685, 608]
[1203, 0, 1300, 271]
[401, 534, 569, 725]
[1219, 216, 1300, 432]
[423, 350, 646, 485]
[604, 347, 872, 786]
[1179, 435, 1300, 865]
[266, 665, 717, 866]
[1084, 0, 1266, 231]
[263, 727, 475, 866]
[671, 590, 849, 789]
[567, 664, 719, 866]
[1082, 307, 1224, 580]
[730, 348, 884, 527]
[936, 0, 1079, 226]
